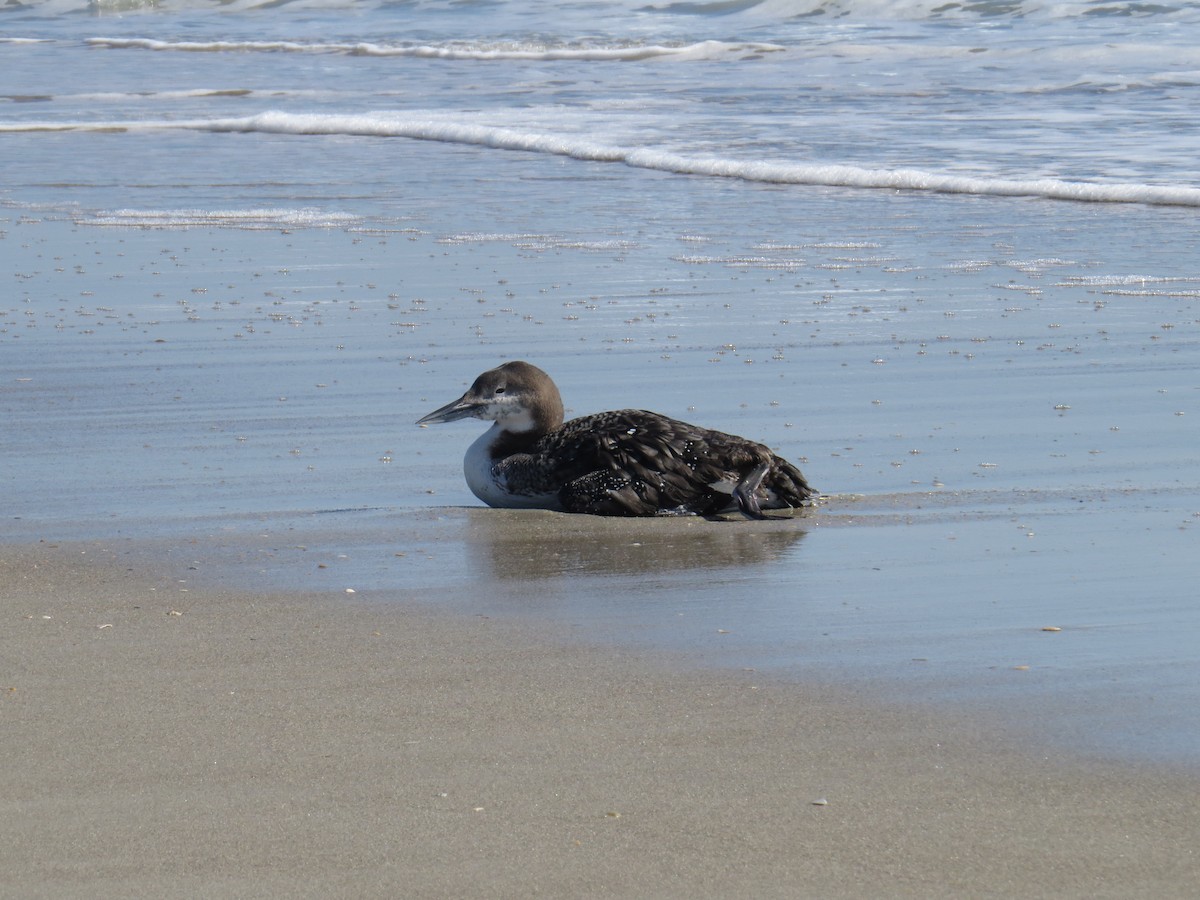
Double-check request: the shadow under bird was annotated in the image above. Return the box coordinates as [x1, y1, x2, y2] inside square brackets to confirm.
[416, 361, 815, 519]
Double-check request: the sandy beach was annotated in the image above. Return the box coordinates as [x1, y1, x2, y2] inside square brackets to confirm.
[6, 6, 1200, 893]
[4, 201, 1199, 897]
[4, 209, 1199, 895]
[2, 536, 1197, 899]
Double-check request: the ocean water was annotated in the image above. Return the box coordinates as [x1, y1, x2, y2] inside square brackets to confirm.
[3, 0, 1199, 763]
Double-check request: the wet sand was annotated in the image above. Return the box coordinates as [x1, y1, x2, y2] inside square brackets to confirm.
[2, 538, 1198, 898]
[4, 202, 1199, 895]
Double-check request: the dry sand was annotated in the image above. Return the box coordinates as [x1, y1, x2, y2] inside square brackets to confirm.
[2, 539, 1197, 899]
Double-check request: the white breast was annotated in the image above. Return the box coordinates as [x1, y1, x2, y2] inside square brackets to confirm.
[463, 425, 562, 510]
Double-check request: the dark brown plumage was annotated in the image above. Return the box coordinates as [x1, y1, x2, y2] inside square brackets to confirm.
[416, 361, 815, 518]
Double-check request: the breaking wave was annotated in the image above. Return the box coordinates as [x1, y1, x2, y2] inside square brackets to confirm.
[84, 37, 784, 61]
[5, 111, 1199, 208]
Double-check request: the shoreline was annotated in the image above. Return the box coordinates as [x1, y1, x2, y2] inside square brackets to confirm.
[3, 538, 1198, 897]
[6, 491, 1199, 768]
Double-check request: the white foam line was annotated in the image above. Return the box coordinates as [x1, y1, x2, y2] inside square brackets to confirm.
[207, 112, 1200, 209]
[78, 207, 361, 228]
[7, 111, 1200, 208]
[86, 37, 782, 62]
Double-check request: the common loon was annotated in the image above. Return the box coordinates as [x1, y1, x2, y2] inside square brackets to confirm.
[416, 361, 815, 519]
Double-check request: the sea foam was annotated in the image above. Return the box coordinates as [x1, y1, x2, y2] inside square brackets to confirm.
[86, 37, 782, 62]
[6, 110, 1196, 209]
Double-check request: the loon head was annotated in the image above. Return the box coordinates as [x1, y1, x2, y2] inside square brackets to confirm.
[416, 361, 565, 435]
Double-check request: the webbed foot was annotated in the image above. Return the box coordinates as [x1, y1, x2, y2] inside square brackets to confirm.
[732, 461, 770, 520]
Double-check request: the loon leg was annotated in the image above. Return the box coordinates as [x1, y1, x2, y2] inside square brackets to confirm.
[733, 461, 770, 520]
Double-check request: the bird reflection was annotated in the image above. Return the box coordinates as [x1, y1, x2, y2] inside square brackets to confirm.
[464, 507, 807, 581]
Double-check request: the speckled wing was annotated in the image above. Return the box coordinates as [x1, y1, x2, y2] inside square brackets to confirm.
[543, 409, 793, 517]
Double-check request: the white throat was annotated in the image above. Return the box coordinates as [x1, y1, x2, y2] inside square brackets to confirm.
[493, 406, 538, 433]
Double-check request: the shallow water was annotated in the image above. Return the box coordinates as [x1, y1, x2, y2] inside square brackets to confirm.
[4, 210, 1197, 764]
[3, 0, 1199, 764]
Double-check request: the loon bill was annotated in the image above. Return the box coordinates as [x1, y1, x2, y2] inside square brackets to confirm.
[416, 361, 815, 519]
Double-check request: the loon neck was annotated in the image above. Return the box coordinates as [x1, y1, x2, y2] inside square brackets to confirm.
[486, 421, 546, 460]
